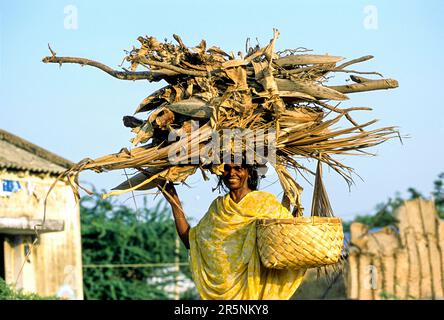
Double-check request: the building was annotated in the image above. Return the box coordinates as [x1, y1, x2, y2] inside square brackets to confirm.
[0, 129, 83, 299]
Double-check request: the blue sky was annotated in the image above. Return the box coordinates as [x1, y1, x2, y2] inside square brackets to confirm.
[1, 0, 443, 223]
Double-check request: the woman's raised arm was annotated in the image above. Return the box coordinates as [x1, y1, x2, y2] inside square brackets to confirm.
[159, 182, 190, 249]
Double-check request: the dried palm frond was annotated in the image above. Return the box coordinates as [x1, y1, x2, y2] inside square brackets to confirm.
[42, 30, 399, 205]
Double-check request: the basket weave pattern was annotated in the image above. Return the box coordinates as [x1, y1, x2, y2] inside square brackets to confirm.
[256, 217, 344, 269]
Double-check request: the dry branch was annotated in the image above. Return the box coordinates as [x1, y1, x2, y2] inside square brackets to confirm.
[329, 79, 399, 94]
[42, 55, 175, 81]
[42, 32, 399, 206]
[336, 55, 374, 69]
[274, 54, 344, 66]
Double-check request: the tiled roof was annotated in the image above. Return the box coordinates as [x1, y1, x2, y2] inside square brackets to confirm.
[0, 129, 74, 174]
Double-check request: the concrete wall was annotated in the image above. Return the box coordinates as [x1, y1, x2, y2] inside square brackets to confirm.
[0, 170, 83, 299]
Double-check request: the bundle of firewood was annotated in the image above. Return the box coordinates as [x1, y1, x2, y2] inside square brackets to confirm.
[42, 30, 398, 209]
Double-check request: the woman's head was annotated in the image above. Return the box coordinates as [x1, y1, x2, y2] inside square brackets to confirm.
[217, 163, 261, 192]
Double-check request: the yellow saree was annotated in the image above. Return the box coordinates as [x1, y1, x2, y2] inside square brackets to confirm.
[189, 190, 306, 300]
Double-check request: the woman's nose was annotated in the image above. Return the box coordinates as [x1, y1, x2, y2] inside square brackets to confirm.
[227, 168, 237, 177]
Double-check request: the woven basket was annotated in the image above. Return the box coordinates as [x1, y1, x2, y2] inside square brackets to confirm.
[256, 216, 344, 269]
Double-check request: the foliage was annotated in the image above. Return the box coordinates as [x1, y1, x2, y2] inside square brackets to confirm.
[0, 278, 58, 300]
[432, 173, 444, 217]
[80, 193, 198, 300]
[343, 172, 444, 232]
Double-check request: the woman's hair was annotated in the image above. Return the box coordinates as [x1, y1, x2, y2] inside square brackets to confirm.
[213, 164, 261, 193]
[246, 165, 260, 190]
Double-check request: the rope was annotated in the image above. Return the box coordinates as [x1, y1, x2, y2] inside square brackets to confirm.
[83, 262, 189, 269]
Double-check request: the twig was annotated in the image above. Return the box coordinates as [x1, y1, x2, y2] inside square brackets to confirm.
[173, 34, 187, 49]
[336, 55, 374, 69]
[48, 44, 56, 57]
[140, 60, 209, 77]
[350, 75, 372, 83]
[327, 69, 383, 77]
[316, 101, 366, 132]
[42, 54, 175, 81]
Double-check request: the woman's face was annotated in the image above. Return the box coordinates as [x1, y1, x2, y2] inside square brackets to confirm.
[222, 163, 250, 191]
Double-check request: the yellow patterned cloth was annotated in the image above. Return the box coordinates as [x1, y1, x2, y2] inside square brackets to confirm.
[189, 190, 306, 300]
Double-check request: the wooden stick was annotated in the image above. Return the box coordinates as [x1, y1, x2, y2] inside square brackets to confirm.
[327, 69, 383, 77]
[336, 55, 374, 69]
[274, 54, 344, 67]
[173, 34, 187, 49]
[328, 79, 399, 94]
[350, 75, 373, 83]
[139, 59, 209, 77]
[42, 55, 176, 81]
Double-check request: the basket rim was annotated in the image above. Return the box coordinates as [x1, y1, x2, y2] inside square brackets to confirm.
[256, 216, 342, 225]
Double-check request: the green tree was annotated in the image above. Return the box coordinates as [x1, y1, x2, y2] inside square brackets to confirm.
[80, 193, 197, 300]
[0, 278, 58, 300]
[432, 172, 444, 217]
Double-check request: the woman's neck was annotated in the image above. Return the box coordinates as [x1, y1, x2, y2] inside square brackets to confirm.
[229, 187, 252, 203]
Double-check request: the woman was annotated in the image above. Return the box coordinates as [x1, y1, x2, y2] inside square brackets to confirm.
[160, 163, 306, 299]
